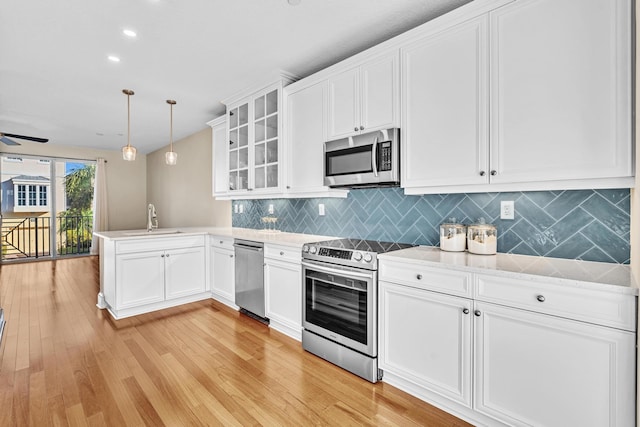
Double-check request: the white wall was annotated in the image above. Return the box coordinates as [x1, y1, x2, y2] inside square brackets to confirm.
[1, 141, 148, 230]
[146, 127, 231, 228]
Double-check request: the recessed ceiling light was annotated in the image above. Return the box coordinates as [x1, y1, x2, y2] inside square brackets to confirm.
[287, 0, 301, 5]
[123, 29, 137, 38]
[108, 55, 121, 62]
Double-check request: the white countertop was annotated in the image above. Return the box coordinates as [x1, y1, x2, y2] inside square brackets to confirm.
[379, 246, 638, 295]
[94, 227, 335, 248]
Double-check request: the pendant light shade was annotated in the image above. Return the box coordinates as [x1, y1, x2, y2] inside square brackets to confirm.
[122, 89, 136, 161]
[165, 99, 177, 165]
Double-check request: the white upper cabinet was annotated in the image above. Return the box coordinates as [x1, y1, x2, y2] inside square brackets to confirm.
[208, 116, 228, 198]
[489, 0, 632, 184]
[285, 81, 349, 198]
[222, 77, 294, 198]
[327, 52, 399, 140]
[402, 0, 633, 194]
[402, 16, 489, 189]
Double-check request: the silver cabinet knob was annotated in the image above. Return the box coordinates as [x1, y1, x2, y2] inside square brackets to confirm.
[416, 274, 422, 280]
[161, 254, 165, 257]
[479, 171, 486, 176]
[166, 254, 170, 257]
[230, 254, 234, 258]
[490, 170, 497, 176]
[462, 308, 469, 314]
[354, 127, 359, 131]
[359, 125, 364, 130]
[536, 295, 546, 302]
[220, 240, 223, 244]
[474, 310, 481, 317]
[280, 251, 285, 256]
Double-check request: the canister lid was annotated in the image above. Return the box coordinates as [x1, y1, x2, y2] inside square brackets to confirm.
[468, 217, 496, 230]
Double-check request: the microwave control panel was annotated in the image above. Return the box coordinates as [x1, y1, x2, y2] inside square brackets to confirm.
[378, 141, 392, 171]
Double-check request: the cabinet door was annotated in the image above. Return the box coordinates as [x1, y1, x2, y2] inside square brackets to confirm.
[379, 281, 473, 407]
[360, 52, 399, 133]
[489, 0, 632, 184]
[265, 258, 302, 334]
[115, 251, 165, 309]
[327, 67, 359, 139]
[212, 120, 228, 196]
[211, 247, 235, 303]
[253, 89, 279, 190]
[228, 102, 250, 191]
[402, 16, 489, 188]
[165, 246, 207, 300]
[286, 82, 327, 193]
[474, 302, 636, 427]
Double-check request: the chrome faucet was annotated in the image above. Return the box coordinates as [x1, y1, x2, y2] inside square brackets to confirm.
[147, 203, 158, 231]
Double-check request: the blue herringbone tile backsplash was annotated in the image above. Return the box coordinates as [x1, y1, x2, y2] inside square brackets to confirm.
[231, 188, 631, 264]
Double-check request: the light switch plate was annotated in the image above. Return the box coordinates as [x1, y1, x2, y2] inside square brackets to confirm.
[239, 204, 244, 214]
[501, 201, 514, 220]
[268, 204, 274, 214]
[318, 204, 325, 216]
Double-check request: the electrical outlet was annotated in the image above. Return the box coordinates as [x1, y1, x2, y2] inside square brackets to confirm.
[501, 201, 514, 220]
[239, 204, 244, 214]
[268, 204, 274, 214]
[318, 204, 325, 216]
[234, 204, 238, 214]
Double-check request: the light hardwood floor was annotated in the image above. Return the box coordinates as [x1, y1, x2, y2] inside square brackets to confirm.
[0, 257, 471, 426]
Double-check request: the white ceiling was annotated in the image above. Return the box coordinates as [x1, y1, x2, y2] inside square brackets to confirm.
[0, 0, 471, 154]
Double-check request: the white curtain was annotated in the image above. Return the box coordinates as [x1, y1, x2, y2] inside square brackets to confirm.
[91, 158, 108, 255]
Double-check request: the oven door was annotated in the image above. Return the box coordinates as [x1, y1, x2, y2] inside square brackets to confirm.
[301, 259, 377, 357]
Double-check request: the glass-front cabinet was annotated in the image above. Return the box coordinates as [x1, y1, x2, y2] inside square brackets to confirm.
[224, 77, 292, 196]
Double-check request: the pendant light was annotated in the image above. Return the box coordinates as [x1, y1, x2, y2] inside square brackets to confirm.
[165, 99, 177, 165]
[121, 89, 137, 161]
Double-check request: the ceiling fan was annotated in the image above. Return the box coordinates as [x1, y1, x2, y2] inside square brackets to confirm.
[0, 132, 48, 146]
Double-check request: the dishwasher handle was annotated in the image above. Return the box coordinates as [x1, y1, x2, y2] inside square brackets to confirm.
[233, 242, 263, 252]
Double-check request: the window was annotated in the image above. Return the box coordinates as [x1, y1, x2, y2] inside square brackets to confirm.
[29, 185, 37, 206]
[17, 185, 26, 206]
[39, 186, 47, 206]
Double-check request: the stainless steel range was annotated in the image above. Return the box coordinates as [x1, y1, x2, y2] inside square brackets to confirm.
[301, 238, 414, 383]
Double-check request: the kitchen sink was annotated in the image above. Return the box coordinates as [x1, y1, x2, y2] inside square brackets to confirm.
[123, 229, 183, 237]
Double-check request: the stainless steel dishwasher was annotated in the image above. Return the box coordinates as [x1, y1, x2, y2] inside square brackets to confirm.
[233, 239, 268, 322]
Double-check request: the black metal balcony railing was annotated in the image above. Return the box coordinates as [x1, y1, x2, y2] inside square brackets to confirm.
[1, 215, 93, 260]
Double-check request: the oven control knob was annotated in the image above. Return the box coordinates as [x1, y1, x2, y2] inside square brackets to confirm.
[309, 246, 317, 254]
[302, 245, 309, 253]
[353, 252, 363, 261]
[363, 253, 373, 263]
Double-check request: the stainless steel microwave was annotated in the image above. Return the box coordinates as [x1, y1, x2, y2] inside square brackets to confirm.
[323, 128, 400, 188]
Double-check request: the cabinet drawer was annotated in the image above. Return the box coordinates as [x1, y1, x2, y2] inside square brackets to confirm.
[264, 244, 300, 263]
[379, 260, 472, 298]
[211, 235, 234, 250]
[475, 274, 637, 331]
[116, 235, 205, 254]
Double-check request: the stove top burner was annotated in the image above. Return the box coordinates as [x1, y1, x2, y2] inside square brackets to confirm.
[302, 238, 415, 270]
[311, 238, 414, 254]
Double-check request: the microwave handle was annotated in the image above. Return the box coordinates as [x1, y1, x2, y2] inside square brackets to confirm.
[371, 134, 379, 177]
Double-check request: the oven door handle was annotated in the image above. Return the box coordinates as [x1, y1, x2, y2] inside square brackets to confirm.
[301, 260, 374, 280]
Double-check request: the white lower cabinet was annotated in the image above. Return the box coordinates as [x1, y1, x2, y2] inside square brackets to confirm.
[379, 281, 472, 407]
[210, 236, 236, 308]
[116, 250, 166, 309]
[378, 258, 636, 427]
[474, 301, 636, 427]
[264, 244, 302, 340]
[103, 235, 208, 319]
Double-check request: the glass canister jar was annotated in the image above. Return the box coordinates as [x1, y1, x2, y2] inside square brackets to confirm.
[439, 218, 467, 252]
[467, 218, 497, 255]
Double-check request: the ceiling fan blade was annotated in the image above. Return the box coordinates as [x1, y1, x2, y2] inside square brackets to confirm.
[0, 136, 21, 146]
[2, 133, 48, 143]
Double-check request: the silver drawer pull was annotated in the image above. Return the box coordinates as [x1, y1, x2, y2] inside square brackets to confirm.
[462, 308, 469, 314]
[536, 295, 546, 302]
[474, 310, 481, 317]
[416, 274, 422, 280]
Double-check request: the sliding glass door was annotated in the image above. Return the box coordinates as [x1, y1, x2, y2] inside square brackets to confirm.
[0, 155, 95, 261]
